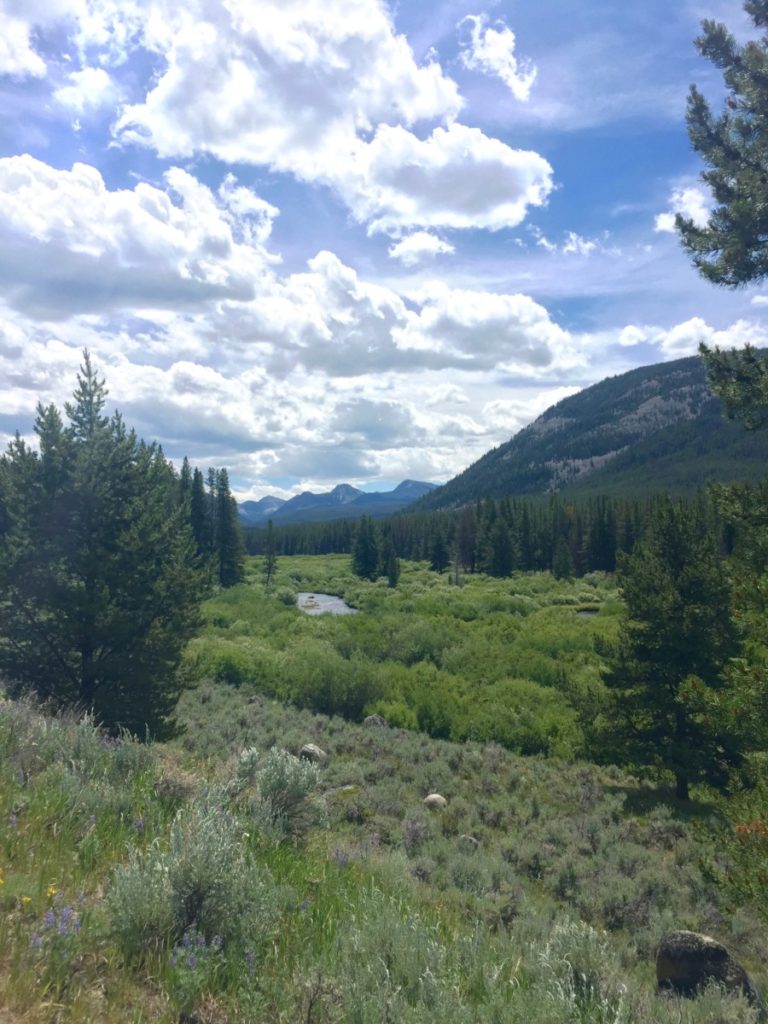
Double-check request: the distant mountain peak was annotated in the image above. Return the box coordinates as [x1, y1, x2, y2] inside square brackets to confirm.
[238, 479, 438, 526]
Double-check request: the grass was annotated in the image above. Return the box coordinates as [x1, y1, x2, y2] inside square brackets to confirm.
[0, 557, 765, 1022]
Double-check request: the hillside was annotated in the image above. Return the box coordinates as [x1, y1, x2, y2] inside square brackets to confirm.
[2, 556, 766, 1023]
[415, 354, 768, 511]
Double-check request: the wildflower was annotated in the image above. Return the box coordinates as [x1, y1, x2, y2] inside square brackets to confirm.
[43, 909, 55, 928]
[245, 949, 256, 976]
[20, 895, 31, 907]
[46, 885, 57, 899]
[211, 935, 223, 951]
[186, 953, 197, 970]
[30, 933, 43, 950]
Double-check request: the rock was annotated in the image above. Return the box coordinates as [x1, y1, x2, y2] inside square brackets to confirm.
[458, 833, 479, 851]
[363, 714, 388, 728]
[299, 743, 327, 763]
[423, 793, 447, 810]
[656, 930, 767, 1015]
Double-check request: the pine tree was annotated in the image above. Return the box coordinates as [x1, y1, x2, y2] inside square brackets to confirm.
[351, 516, 379, 580]
[552, 537, 574, 580]
[263, 519, 278, 589]
[179, 455, 192, 505]
[215, 468, 245, 588]
[678, 1, 768, 285]
[486, 520, 515, 577]
[380, 536, 400, 588]
[189, 467, 212, 559]
[599, 498, 741, 799]
[429, 530, 449, 574]
[0, 353, 203, 737]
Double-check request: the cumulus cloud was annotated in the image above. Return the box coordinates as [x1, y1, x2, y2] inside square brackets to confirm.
[110, 0, 553, 233]
[53, 66, 119, 114]
[655, 186, 712, 233]
[349, 123, 553, 233]
[0, 13, 47, 78]
[459, 14, 537, 101]
[115, 0, 461, 169]
[657, 317, 768, 358]
[395, 282, 583, 375]
[0, 156, 278, 318]
[388, 231, 455, 266]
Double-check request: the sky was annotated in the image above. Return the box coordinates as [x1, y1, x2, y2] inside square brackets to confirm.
[0, 0, 766, 500]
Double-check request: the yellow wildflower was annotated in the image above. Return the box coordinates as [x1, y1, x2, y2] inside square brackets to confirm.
[46, 885, 57, 899]
[20, 896, 31, 906]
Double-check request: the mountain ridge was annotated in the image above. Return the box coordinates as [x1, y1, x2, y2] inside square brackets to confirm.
[414, 353, 768, 511]
[239, 479, 438, 526]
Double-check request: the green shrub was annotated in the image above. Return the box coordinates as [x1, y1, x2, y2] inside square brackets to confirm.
[107, 796, 277, 959]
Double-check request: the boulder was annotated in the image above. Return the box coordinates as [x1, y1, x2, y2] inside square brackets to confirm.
[363, 714, 388, 728]
[656, 931, 766, 1015]
[299, 743, 327, 763]
[423, 793, 447, 810]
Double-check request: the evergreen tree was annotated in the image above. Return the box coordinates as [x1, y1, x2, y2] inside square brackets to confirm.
[263, 519, 278, 589]
[179, 455, 192, 505]
[189, 467, 212, 559]
[678, 1, 768, 285]
[352, 516, 379, 580]
[215, 468, 245, 588]
[486, 520, 515, 577]
[600, 498, 741, 799]
[552, 537, 575, 580]
[429, 530, 450, 573]
[380, 536, 400, 588]
[0, 353, 203, 737]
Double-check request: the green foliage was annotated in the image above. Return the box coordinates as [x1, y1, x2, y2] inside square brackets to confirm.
[351, 515, 379, 580]
[107, 795, 277, 959]
[598, 497, 742, 799]
[678, 1, 768, 285]
[0, 353, 203, 737]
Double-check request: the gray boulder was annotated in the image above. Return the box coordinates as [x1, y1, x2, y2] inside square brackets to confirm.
[299, 743, 327, 763]
[363, 714, 388, 728]
[423, 793, 447, 810]
[657, 930, 766, 1016]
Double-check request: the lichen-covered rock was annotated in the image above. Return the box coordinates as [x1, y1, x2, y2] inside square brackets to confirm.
[423, 793, 447, 810]
[363, 714, 388, 728]
[656, 930, 766, 1015]
[299, 743, 327, 763]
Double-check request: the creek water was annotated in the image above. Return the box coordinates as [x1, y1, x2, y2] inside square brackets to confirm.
[297, 592, 358, 616]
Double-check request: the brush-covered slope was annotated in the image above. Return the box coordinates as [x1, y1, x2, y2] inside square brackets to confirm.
[416, 354, 768, 510]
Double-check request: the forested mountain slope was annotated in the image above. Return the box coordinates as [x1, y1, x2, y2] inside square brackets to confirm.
[415, 354, 768, 510]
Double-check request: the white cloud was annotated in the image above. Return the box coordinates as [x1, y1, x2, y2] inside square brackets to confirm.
[459, 14, 537, 101]
[388, 231, 455, 266]
[655, 186, 712, 233]
[110, 1, 553, 233]
[115, 0, 461, 171]
[54, 66, 118, 114]
[0, 13, 47, 78]
[562, 231, 597, 256]
[658, 316, 768, 358]
[0, 156, 277, 318]
[349, 123, 553, 233]
[395, 281, 583, 375]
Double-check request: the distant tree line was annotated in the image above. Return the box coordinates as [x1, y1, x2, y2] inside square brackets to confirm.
[244, 492, 729, 580]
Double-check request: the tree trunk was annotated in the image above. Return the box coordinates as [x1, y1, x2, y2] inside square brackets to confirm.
[675, 773, 689, 801]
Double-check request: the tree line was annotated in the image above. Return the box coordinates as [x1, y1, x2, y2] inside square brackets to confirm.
[245, 492, 727, 581]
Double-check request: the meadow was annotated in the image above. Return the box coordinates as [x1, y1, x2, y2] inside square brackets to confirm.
[0, 556, 765, 1022]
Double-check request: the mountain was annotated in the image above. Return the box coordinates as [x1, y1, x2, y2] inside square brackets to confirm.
[239, 480, 438, 526]
[414, 354, 768, 511]
[238, 495, 286, 526]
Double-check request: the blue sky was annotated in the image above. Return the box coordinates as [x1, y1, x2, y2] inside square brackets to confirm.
[0, 0, 764, 498]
